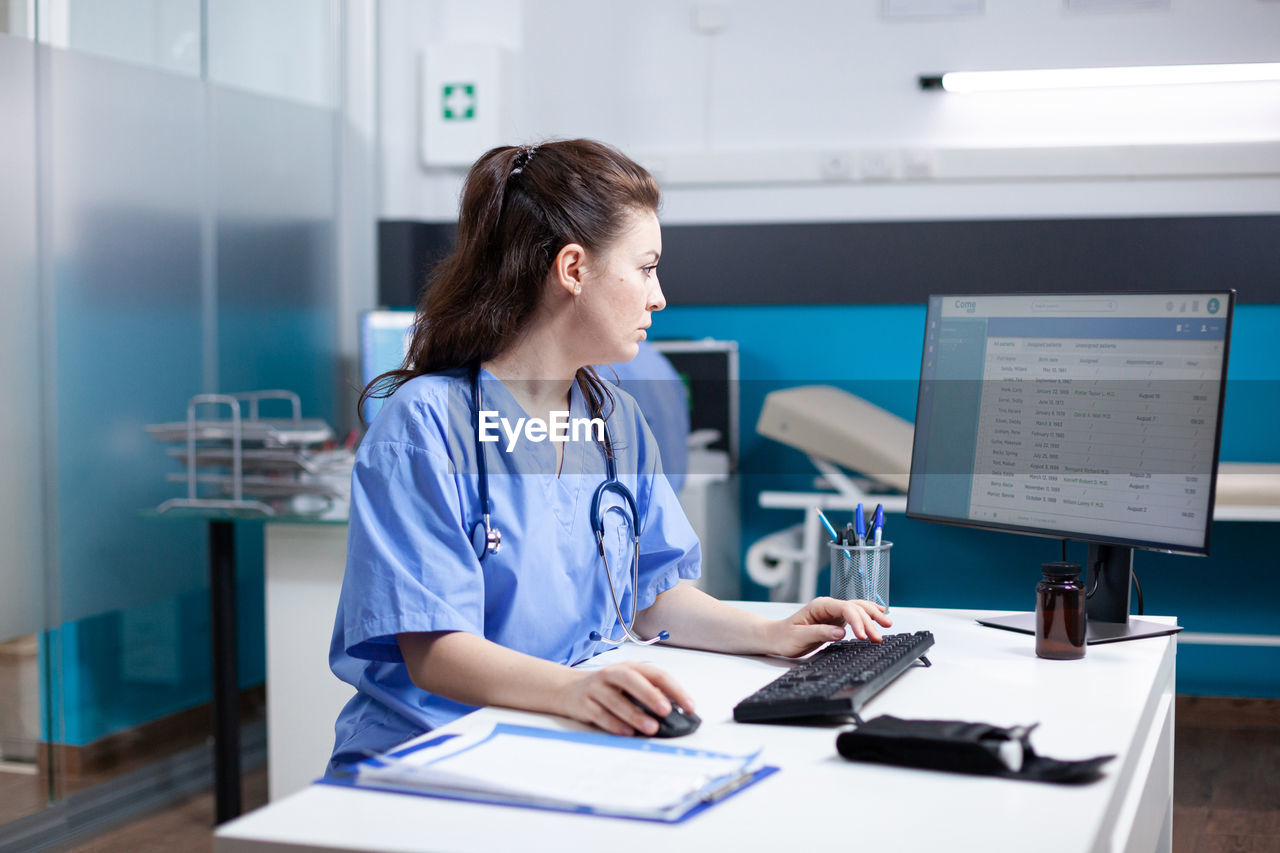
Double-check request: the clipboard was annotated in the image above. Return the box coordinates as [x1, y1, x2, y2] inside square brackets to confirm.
[317, 723, 778, 824]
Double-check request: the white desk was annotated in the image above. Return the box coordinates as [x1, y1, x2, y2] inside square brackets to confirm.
[219, 603, 1175, 853]
[264, 523, 354, 800]
[262, 510, 738, 802]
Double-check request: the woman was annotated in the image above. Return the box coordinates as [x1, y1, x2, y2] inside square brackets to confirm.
[329, 140, 891, 770]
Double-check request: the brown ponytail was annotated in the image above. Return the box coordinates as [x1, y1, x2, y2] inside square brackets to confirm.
[359, 139, 660, 426]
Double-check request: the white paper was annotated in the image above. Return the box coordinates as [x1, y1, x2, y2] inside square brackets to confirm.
[356, 724, 763, 819]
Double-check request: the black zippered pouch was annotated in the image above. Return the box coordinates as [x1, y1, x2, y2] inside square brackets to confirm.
[835, 715, 1114, 784]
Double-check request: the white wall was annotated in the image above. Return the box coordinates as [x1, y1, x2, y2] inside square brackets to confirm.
[378, 0, 1280, 224]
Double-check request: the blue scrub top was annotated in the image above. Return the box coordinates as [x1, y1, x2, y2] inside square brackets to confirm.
[329, 368, 701, 768]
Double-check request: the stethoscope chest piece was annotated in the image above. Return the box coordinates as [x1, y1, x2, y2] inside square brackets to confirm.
[471, 516, 501, 560]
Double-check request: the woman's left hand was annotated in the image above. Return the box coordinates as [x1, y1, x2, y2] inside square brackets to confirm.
[763, 597, 893, 659]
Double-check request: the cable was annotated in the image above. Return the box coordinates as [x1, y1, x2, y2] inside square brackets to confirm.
[1132, 570, 1143, 616]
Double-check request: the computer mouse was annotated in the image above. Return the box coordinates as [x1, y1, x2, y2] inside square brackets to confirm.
[628, 694, 702, 738]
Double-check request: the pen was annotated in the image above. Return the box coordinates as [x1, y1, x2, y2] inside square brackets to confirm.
[870, 505, 886, 608]
[854, 504, 866, 547]
[815, 508, 840, 543]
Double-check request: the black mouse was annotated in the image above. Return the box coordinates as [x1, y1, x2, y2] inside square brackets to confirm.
[628, 694, 702, 738]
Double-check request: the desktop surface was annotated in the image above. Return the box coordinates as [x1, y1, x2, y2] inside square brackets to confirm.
[216, 603, 1175, 853]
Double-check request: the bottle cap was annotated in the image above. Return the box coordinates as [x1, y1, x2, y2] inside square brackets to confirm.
[1041, 561, 1082, 580]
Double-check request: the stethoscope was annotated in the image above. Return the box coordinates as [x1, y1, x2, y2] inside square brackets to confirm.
[468, 367, 668, 647]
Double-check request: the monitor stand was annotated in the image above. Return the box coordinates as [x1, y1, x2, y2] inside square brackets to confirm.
[977, 543, 1183, 645]
[977, 611, 1181, 644]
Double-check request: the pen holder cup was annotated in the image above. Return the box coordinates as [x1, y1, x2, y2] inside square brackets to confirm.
[828, 541, 892, 612]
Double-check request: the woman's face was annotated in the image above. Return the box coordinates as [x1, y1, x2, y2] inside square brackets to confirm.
[577, 208, 665, 365]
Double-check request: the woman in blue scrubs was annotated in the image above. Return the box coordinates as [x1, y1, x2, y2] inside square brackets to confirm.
[329, 140, 891, 769]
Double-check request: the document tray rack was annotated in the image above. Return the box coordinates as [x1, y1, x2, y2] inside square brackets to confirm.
[733, 631, 933, 725]
[147, 390, 344, 517]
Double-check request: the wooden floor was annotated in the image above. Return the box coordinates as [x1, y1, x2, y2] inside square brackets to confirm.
[60, 766, 269, 853]
[1173, 697, 1280, 853]
[0, 696, 1270, 852]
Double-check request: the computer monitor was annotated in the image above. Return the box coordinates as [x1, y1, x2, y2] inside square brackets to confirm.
[649, 339, 739, 471]
[907, 291, 1234, 643]
[359, 310, 416, 423]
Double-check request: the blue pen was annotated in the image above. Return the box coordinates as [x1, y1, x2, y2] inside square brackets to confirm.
[854, 504, 866, 546]
[815, 508, 840, 543]
[870, 504, 887, 608]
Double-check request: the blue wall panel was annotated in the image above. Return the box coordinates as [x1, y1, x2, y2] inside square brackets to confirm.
[654, 303, 1280, 697]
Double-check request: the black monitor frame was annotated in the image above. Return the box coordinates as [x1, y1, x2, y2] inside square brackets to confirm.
[907, 290, 1235, 643]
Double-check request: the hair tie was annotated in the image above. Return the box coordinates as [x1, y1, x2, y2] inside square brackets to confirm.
[509, 144, 538, 177]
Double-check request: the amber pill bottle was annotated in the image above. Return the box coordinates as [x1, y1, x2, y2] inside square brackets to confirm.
[1036, 561, 1086, 660]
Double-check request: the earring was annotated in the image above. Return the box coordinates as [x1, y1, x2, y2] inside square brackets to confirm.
[573, 284, 582, 295]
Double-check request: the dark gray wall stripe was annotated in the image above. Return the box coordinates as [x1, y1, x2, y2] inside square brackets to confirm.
[379, 215, 1280, 307]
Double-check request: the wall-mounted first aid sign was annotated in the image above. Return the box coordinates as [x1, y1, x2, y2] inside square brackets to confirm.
[422, 44, 509, 167]
[441, 83, 477, 120]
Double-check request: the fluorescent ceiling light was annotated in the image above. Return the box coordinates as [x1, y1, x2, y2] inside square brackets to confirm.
[919, 62, 1280, 93]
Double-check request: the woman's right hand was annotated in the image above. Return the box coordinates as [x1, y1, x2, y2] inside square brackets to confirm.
[556, 662, 695, 737]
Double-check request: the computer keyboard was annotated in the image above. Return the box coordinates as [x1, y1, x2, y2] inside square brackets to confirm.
[733, 631, 934, 725]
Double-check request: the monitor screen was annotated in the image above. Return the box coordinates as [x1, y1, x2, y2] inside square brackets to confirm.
[359, 310, 415, 423]
[649, 339, 738, 470]
[907, 292, 1233, 557]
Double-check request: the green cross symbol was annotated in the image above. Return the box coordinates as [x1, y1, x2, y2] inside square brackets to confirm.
[442, 83, 476, 120]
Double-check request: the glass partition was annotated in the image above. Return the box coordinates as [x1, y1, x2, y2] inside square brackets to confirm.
[0, 30, 47, 827]
[38, 0, 201, 75]
[45, 42, 211, 798]
[0, 0, 341, 843]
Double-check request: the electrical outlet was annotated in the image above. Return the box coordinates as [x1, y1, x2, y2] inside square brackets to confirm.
[819, 151, 854, 181]
[901, 149, 937, 179]
[859, 150, 896, 181]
